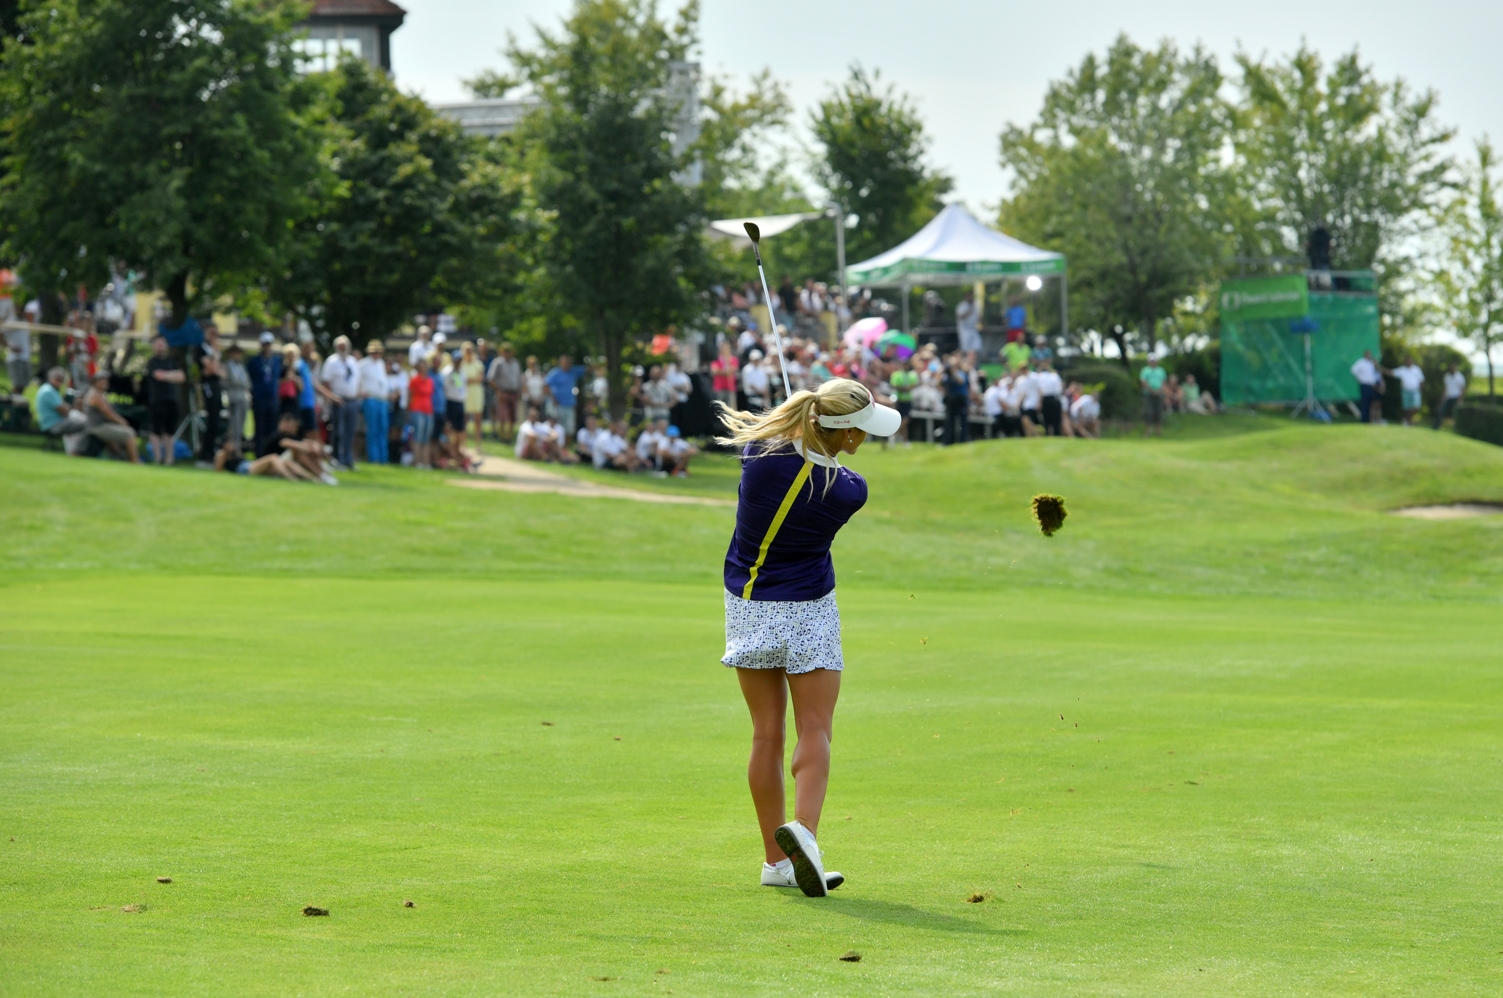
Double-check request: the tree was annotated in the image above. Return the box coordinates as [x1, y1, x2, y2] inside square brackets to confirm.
[271, 58, 523, 350]
[999, 35, 1240, 360]
[0, 0, 320, 328]
[1437, 140, 1503, 397]
[1236, 44, 1453, 272]
[812, 65, 950, 264]
[494, 0, 708, 418]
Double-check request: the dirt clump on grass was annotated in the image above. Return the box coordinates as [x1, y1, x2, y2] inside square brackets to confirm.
[156, 876, 172, 883]
[966, 892, 987, 903]
[302, 905, 329, 917]
[839, 951, 862, 962]
[121, 904, 145, 913]
[403, 900, 415, 907]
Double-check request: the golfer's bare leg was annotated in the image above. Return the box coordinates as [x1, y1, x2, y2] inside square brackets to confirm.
[737, 668, 788, 864]
[787, 668, 841, 838]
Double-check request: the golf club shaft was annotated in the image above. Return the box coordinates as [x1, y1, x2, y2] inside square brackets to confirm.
[752, 257, 792, 399]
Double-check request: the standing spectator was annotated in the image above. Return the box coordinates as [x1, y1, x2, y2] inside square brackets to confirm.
[982, 371, 1008, 438]
[277, 344, 303, 418]
[544, 354, 585, 438]
[145, 336, 185, 464]
[889, 359, 917, 444]
[955, 289, 981, 358]
[487, 342, 522, 441]
[1002, 337, 1030, 375]
[1351, 349, 1383, 424]
[407, 324, 434, 368]
[778, 275, 797, 318]
[223, 344, 251, 452]
[35, 366, 87, 440]
[711, 339, 740, 409]
[320, 335, 360, 469]
[1034, 361, 1064, 436]
[443, 349, 469, 454]
[246, 332, 282, 456]
[1139, 355, 1167, 438]
[196, 323, 225, 464]
[4, 312, 29, 391]
[476, 338, 494, 433]
[941, 357, 971, 445]
[642, 363, 677, 423]
[1434, 363, 1467, 429]
[407, 357, 435, 469]
[297, 341, 320, 436]
[459, 341, 486, 445]
[387, 355, 409, 458]
[1389, 355, 1425, 426]
[741, 350, 770, 410]
[358, 340, 391, 464]
[82, 370, 140, 462]
[522, 355, 547, 415]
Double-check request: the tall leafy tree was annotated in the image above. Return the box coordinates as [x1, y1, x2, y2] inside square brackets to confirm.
[1235, 44, 1453, 271]
[1438, 140, 1503, 397]
[812, 65, 951, 264]
[0, 0, 320, 327]
[494, 0, 708, 417]
[999, 35, 1240, 359]
[271, 58, 524, 350]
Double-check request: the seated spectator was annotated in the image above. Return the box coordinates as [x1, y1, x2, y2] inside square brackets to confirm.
[1182, 374, 1211, 415]
[592, 419, 639, 471]
[1164, 374, 1185, 414]
[635, 417, 671, 474]
[271, 412, 338, 483]
[663, 425, 698, 477]
[516, 405, 567, 462]
[1069, 390, 1101, 438]
[575, 413, 600, 463]
[35, 366, 87, 439]
[81, 370, 140, 462]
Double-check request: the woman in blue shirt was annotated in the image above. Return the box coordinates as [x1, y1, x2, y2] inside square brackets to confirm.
[717, 377, 900, 897]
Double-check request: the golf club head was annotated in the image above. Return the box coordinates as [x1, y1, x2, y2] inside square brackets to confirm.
[743, 221, 761, 244]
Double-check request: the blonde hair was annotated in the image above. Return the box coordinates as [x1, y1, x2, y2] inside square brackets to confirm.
[716, 378, 871, 493]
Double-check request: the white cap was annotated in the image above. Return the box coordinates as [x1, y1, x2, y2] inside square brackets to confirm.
[818, 400, 901, 437]
[432, 332, 447, 343]
[259, 332, 276, 344]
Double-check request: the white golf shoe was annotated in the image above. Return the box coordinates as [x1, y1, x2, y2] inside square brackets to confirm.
[773, 821, 829, 897]
[761, 860, 844, 891]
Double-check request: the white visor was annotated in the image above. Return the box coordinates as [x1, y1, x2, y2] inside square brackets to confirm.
[817, 400, 902, 437]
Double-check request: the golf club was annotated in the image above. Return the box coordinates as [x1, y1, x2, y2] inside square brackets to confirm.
[743, 222, 793, 399]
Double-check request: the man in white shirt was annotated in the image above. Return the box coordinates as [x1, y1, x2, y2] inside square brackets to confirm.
[3, 301, 29, 392]
[635, 417, 670, 473]
[741, 350, 770, 409]
[357, 340, 392, 464]
[1033, 361, 1065, 436]
[982, 376, 1009, 437]
[955, 289, 981, 357]
[515, 405, 572, 462]
[408, 325, 433, 368]
[575, 413, 600, 463]
[1390, 355, 1425, 426]
[320, 334, 361, 469]
[662, 424, 698, 477]
[1069, 392, 1101, 438]
[1434, 363, 1468, 429]
[593, 419, 637, 471]
[1350, 349, 1383, 423]
[1017, 367, 1042, 435]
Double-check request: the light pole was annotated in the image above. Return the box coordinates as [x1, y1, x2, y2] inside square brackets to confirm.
[828, 202, 847, 332]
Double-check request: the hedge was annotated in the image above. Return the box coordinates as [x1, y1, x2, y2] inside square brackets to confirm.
[1455, 397, 1503, 447]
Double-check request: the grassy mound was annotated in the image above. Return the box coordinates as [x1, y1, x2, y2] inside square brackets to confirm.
[2, 423, 1502, 995]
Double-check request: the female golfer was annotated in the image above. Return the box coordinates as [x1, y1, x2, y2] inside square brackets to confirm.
[717, 377, 900, 897]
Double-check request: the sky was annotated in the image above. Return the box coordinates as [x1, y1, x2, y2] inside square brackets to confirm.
[390, 0, 1503, 212]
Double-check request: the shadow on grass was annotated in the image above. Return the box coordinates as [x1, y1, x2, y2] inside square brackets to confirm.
[783, 895, 1025, 936]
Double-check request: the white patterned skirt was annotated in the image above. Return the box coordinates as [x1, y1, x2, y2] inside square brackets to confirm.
[722, 589, 844, 674]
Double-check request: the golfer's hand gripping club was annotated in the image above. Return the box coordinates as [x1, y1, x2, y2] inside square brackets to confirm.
[744, 222, 792, 400]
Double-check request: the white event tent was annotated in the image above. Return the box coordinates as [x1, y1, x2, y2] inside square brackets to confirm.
[845, 204, 1067, 335]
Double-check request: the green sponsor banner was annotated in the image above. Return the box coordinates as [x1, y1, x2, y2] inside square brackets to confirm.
[847, 255, 1066, 285]
[1219, 275, 1309, 322]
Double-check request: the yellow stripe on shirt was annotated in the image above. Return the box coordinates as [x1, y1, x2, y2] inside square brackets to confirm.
[742, 460, 813, 600]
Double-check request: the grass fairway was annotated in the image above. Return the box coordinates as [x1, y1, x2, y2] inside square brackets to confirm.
[3, 420, 1503, 996]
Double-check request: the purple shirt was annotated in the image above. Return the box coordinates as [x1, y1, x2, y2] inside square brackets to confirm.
[724, 443, 868, 601]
